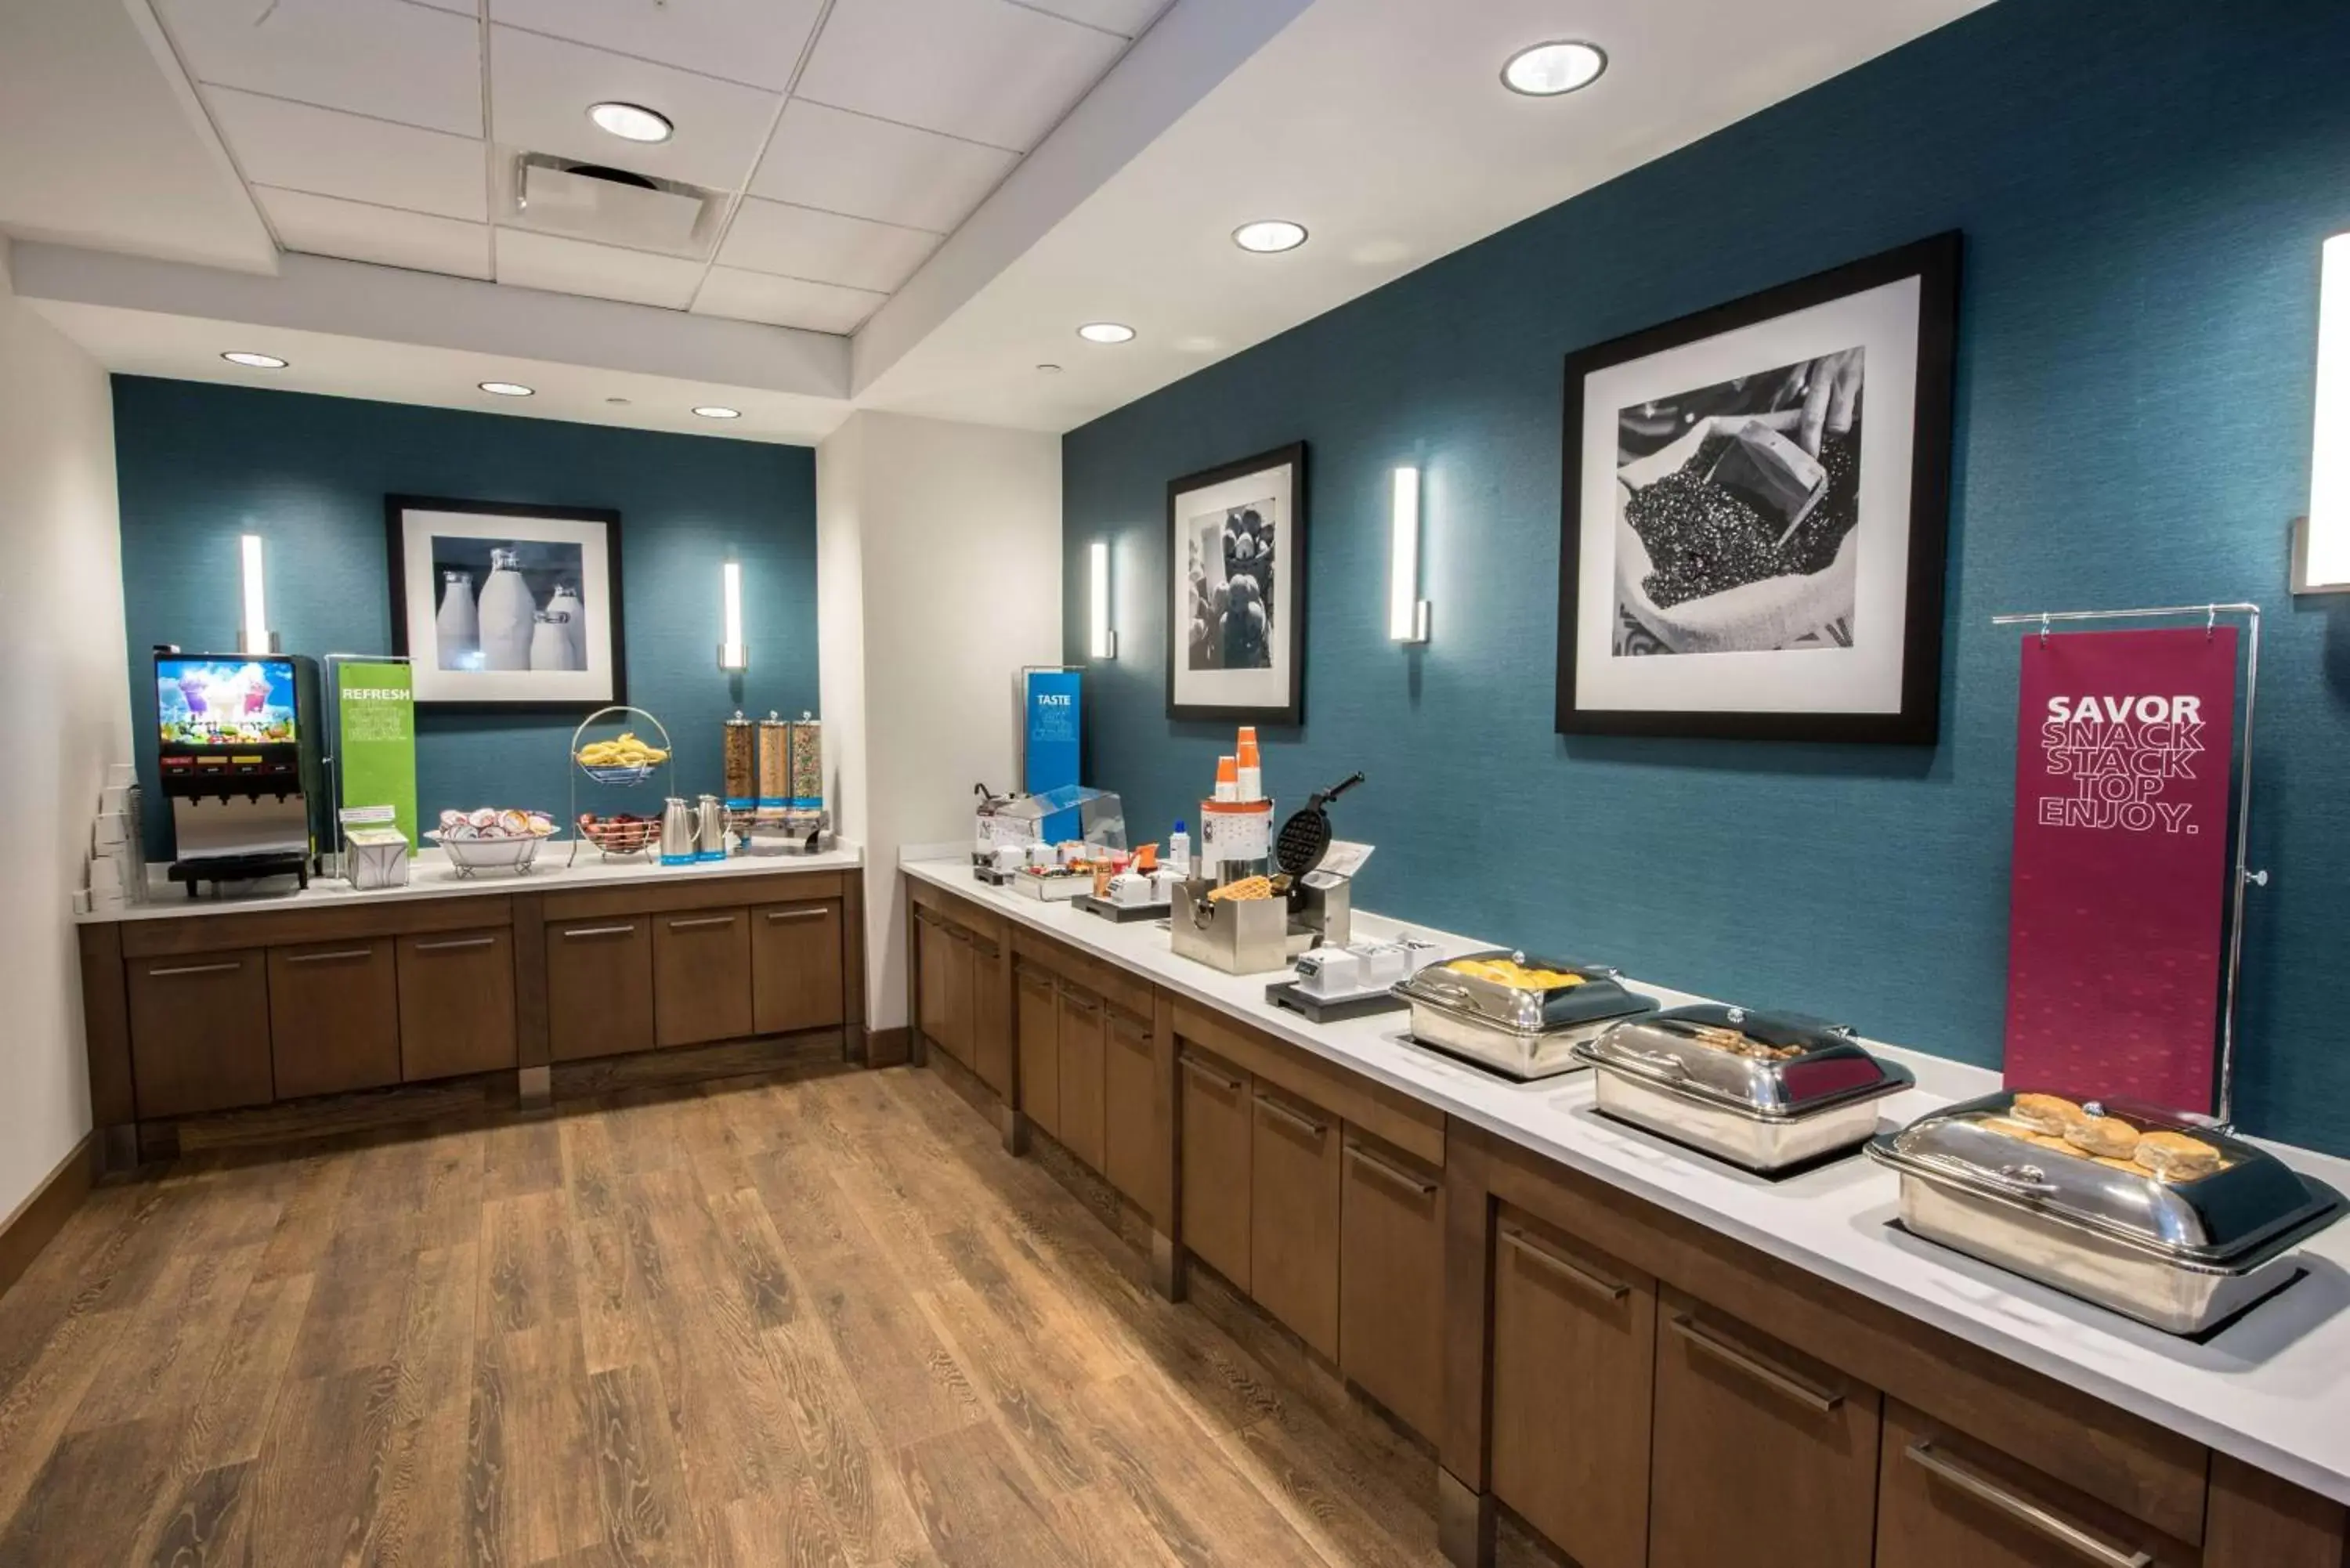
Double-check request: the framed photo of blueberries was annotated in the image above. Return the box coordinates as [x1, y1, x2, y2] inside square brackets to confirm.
[1166, 443, 1307, 724]
[1555, 233, 1961, 743]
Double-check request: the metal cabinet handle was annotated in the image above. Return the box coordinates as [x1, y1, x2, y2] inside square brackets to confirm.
[1109, 1019, 1151, 1053]
[667, 915, 738, 930]
[1667, 1313, 1842, 1414]
[412, 936, 496, 953]
[1253, 1091, 1328, 1139]
[1501, 1227, 1629, 1302]
[1178, 1056, 1243, 1095]
[1347, 1140, 1437, 1198]
[1905, 1442, 2152, 1568]
[562, 924, 638, 940]
[765, 907, 829, 923]
[285, 948, 373, 965]
[147, 960, 242, 977]
[1060, 990, 1101, 1015]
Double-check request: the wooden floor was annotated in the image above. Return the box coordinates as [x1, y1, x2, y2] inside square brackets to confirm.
[0, 1060, 1547, 1567]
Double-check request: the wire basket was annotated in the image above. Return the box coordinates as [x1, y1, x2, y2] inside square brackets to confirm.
[425, 829, 557, 877]
[577, 815, 660, 859]
[569, 706, 674, 866]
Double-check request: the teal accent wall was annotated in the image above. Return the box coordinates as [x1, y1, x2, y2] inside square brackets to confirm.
[1061, 0, 2350, 1154]
[114, 378, 818, 857]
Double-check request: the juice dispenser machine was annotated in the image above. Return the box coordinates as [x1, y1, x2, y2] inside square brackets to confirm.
[153, 649, 325, 894]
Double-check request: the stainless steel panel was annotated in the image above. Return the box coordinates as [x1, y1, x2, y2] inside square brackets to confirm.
[1588, 1062, 1899, 1170]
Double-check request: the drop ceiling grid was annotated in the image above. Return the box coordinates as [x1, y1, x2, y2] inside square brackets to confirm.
[145, 0, 1169, 334]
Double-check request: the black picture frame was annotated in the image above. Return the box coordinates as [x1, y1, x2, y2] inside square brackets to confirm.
[385, 494, 627, 712]
[1555, 232, 1961, 744]
[1165, 442, 1308, 726]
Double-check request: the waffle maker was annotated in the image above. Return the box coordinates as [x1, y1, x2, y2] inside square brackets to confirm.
[1272, 771, 1363, 945]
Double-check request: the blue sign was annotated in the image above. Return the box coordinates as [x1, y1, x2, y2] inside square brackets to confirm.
[1024, 669, 1083, 841]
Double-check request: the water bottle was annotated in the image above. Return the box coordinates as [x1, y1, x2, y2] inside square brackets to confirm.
[1168, 821, 1190, 880]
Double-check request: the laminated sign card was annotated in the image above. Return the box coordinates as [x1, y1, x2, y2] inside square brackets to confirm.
[2005, 627, 2236, 1113]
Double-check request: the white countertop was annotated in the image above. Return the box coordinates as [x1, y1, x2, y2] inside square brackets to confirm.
[85, 844, 865, 923]
[902, 856, 2350, 1508]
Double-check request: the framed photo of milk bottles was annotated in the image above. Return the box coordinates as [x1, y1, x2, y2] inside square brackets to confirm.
[385, 496, 625, 708]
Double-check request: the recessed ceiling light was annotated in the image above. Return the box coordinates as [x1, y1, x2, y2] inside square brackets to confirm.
[1232, 220, 1308, 254]
[1077, 323, 1136, 345]
[1502, 40, 1607, 96]
[479, 381, 535, 397]
[221, 352, 287, 370]
[588, 101, 674, 144]
[605, 396, 631, 405]
[1036, 363, 1063, 374]
[692, 405, 742, 419]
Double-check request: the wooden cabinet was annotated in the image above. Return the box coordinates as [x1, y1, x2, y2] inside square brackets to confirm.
[1017, 966, 1059, 1134]
[1338, 1129, 1443, 1441]
[942, 926, 977, 1064]
[1250, 1085, 1342, 1361]
[1877, 1400, 2196, 1568]
[1102, 1006, 1156, 1213]
[545, 916, 656, 1062]
[653, 907, 753, 1048]
[916, 910, 953, 1056]
[1490, 1210, 1657, 1568]
[1179, 1048, 1253, 1292]
[267, 938, 400, 1100]
[1650, 1285, 1881, 1568]
[968, 934, 1012, 1095]
[126, 948, 273, 1117]
[395, 929, 516, 1081]
[1056, 984, 1108, 1171]
[751, 898, 843, 1035]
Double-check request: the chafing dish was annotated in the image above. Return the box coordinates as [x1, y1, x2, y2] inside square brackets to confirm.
[1574, 1004, 1913, 1171]
[1394, 952, 1656, 1081]
[1867, 1093, 2344, 1334]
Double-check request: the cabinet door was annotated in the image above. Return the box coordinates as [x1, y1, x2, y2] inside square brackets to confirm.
[1103, 1008, 1156, 1213]
[268, 938, 400, 1099]
[1650, 1285, 1881, 1568]
[1250, 1086, 1342, 1361]
[1490, 1213, 1656, 1568]
[127, 949, 273, 1117]
[396, 929, 517, 1081]
[1339, 1130, 1444, 1441]
[751, 898, 844, 1035]
[1016, 967, 1060, 1133]
[1056, 985, 1108, 1171]
[1178, 1049, 1253, 1292]
[942, 926, 976, 1062]
[545, 917, 656, 1062]
[1877, 1400, 2196, 1568]
[655, 908, 754, 1048]
[970, 938, 1013, 1095]
[916, 912, 952, 1052]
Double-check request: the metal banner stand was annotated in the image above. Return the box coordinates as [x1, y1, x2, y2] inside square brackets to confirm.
[1987, 602, 2268, 1127]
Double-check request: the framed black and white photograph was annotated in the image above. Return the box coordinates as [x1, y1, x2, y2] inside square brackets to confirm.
[386, 496, 625, 709]
[1166, 443, 1306, 724]
[1556, 233, 1960, 743]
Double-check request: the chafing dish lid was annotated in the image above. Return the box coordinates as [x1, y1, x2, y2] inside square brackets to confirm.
[1868, 1092, 2343, 1263]
[1393, 951, 1652, 1036]
[1579, 1003, 1910, 1118]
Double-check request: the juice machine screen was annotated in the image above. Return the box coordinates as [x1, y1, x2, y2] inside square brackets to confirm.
[156, 657, 300, 770]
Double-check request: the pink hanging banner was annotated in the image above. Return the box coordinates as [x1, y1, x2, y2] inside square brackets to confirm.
[2005, 626, 2237, 1114]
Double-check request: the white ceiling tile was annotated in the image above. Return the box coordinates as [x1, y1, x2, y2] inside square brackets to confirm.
[488, 0, 826, 92]
[1017, 0, 1169, 38]
[488, 25, 781, 192]
[256, 186, 492, 278]
[494, 227, 707, 308]
[209, 88, 486, 222]
[156, 0, 484, 136]
[750, 99, 1017, 233]
[718, 198, 939, 293]
[694, 266, 884, 334]
[794, 0, 1126, 152]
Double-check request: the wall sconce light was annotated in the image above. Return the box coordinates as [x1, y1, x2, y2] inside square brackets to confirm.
[718, 559, 749, 671]
[1089, 540, 1117, 660]
[237, 533, 277, 654]
[2294, 232, 2350, 594]
[1389, 466, 1430, 643]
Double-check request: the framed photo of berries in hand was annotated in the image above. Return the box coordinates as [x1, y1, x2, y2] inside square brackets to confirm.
[1166, 443, 1307, 724]
[1555, 233, 1960, 744]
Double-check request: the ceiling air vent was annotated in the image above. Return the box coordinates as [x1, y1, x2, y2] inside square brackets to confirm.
[512, 154, 717, 255]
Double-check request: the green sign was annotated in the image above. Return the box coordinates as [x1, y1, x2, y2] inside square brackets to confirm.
[337, 661, 418, 848]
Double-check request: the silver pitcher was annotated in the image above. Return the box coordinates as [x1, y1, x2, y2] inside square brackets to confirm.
[694, 793, 728, 862]
[659, 797, 697, 865]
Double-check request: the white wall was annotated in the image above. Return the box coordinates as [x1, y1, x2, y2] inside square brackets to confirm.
[0, 238, 129, 1219]
[817, 411, 1061, 1029]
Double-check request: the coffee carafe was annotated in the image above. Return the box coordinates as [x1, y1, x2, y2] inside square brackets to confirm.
[659, 797, 697, 866]
[694, 793, 728, 862]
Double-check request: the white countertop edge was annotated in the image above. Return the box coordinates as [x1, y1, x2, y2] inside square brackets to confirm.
[901, 857, 2350, 1507]
[83, 843, 866, 923]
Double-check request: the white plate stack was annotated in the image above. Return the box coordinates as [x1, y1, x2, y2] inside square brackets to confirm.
[80, 764, 144, 915]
